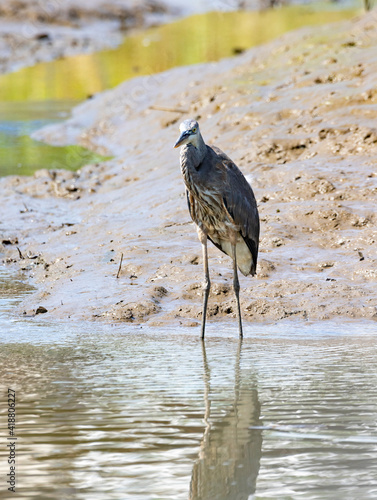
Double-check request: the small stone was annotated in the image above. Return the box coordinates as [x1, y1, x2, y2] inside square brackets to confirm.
[35, 306, 48, 314]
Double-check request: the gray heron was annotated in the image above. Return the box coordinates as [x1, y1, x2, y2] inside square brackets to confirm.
[174, 119, 260, 339]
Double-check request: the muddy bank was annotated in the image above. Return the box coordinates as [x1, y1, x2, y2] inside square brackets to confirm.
[1, 12, 377, 327]
[0, 0, 170, 74]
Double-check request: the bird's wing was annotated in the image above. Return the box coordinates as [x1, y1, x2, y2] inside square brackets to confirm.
[212, 146, 260, 274]
[186, 189, 194, 221]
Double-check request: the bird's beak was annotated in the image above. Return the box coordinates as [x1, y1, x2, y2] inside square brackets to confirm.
[174, 130, 190, 148]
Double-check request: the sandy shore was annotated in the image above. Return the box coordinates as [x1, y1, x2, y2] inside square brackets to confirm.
[1, 11, 377, 327]
[0, 0, 171, 74]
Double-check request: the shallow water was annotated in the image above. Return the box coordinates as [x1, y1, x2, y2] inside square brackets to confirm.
[0, 101, 109, 176]
[1, 269, 377, 499]
[0, 5, 360, 176]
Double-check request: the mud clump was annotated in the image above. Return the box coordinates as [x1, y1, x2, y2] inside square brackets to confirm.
[104, 299, 161, 322]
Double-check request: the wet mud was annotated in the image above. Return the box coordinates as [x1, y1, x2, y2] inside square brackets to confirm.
[1, 12, 377, 327]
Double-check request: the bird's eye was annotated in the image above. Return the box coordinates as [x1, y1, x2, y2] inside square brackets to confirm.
[192, 127, 197, 133]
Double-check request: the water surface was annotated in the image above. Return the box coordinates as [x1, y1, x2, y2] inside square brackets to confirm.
[0, 6, 360, 102]
[0, 101, 110, 176]
[1, 271, 376, 500]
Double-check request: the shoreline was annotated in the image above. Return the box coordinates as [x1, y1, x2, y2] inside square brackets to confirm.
[0, 0, 173, 75]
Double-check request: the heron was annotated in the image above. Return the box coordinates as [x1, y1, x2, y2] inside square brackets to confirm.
[174, 119, 260, 339]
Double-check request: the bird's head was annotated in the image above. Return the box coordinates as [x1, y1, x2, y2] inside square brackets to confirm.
[174, 119, 200, 149]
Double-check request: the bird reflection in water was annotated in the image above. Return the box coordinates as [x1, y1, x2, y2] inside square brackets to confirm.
[189, 340, 262, 500]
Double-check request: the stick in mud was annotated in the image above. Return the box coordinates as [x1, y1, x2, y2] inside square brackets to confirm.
[116, 253, 124, 279]
[16, 247, 24, 260]
[149, 105, 188, 113]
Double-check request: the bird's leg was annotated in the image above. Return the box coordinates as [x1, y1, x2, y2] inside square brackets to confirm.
[198, 228, 210, 340]
[232, 244, 243, 338]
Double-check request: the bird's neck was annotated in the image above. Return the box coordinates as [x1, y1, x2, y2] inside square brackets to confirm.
[180, 133, 207, 191]
[180, 145, 202, 190]
[195, 133, 207, 162]
[182, 133, 206, 166]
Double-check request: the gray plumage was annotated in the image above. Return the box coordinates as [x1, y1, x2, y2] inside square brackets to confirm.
[174, 119, 260, 339]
